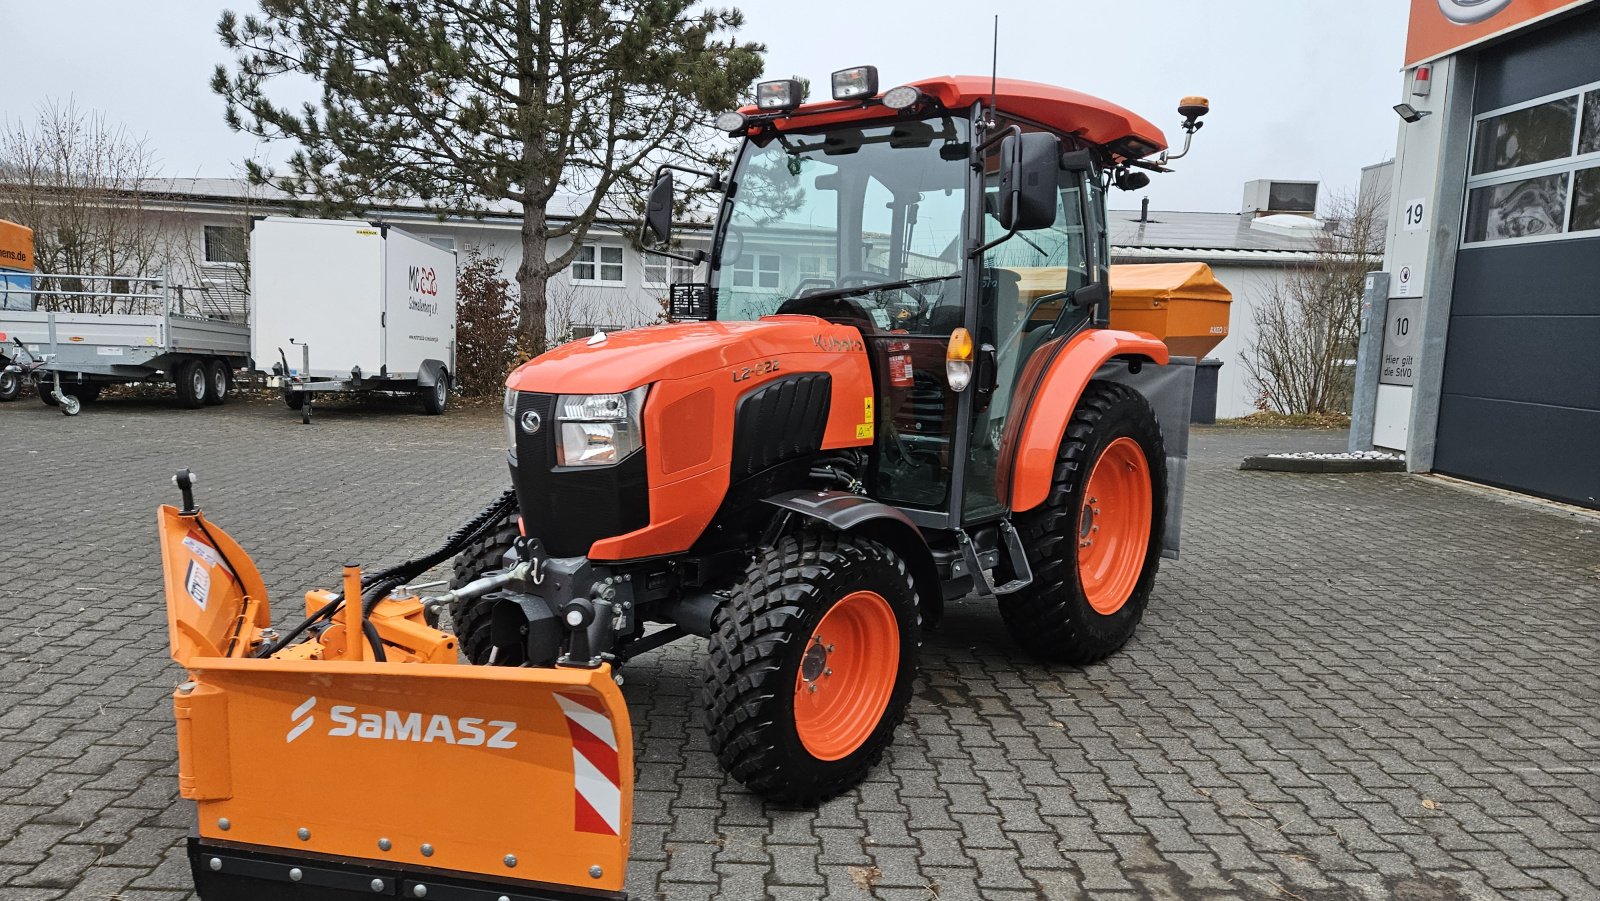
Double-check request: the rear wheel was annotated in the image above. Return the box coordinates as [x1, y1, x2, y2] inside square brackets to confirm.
[174, 360, 206, 409]
[203, 360, 230, 405]
[1000, 380, 1165, 665]
[418, 376, 449, 415]
[701, 530, 919, 804]
[448, 508, 521, 665]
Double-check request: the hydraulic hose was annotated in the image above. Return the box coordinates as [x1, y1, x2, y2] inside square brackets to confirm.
[252, 489, 517, 658]
[360, 488, 517, 617]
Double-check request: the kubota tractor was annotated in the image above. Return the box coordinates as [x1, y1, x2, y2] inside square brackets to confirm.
[156, 71, 1221, 900]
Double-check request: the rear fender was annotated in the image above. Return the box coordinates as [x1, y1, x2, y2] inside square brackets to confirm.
[416, 358, 449, 387]
[1000, 329, 1169, 513]
[763, 489, 944, 628]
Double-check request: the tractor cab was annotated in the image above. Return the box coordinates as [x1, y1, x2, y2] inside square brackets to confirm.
[644, 73, 1206, 533]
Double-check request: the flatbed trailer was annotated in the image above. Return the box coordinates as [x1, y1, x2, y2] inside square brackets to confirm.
[0, 274, 250, 415]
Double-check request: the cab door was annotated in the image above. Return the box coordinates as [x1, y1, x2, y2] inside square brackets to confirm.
[961, 144, 1106, 522]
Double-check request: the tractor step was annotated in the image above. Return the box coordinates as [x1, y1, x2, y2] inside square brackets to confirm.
[958, 523, 1034, 598]
[994, 520, 1034, 595]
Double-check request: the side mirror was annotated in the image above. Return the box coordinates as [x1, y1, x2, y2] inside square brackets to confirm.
[997, 132, 1059, 232]
[1059, 149, 1095, 174]
[644, 172, 675, 245]
[1071, 280, 1110, 309]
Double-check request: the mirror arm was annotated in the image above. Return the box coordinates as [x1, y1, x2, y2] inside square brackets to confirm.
[655, 162, 725, 190]
[641, 244, 707, 265]
[968, 125, 1025, 258]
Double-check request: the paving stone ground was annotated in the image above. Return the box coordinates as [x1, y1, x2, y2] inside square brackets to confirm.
[0, 392, 1597, 900]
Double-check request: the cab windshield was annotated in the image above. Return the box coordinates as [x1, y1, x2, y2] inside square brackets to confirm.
[711, 116, 971, 333]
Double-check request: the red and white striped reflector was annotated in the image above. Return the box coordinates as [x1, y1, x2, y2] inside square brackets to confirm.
[555, 692, 621, 835]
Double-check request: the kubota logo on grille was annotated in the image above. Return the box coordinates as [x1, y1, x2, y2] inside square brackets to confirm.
[284, 696, 518, 747]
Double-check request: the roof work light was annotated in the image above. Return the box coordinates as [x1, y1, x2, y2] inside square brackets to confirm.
[714, 111, 748, 134]
[831, 66, 879, 100]
[881, 85, 922, 111]
[756, 79, 803, 111]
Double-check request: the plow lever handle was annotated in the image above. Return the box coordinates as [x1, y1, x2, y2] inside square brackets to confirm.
[172, 469, 198, 515]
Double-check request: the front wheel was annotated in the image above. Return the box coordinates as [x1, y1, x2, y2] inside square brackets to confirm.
[448, 508, 521, 665]
[1000, 380, 1165, 665]
[174, 360, 206, 409]
[701, 530, 919, 805]
[0, 369, 19, 402]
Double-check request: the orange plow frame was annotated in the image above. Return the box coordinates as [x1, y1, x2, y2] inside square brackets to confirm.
[158, 504, 634, 900]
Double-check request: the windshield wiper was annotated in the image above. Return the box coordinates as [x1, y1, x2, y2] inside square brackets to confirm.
[794, 274, 956, 307]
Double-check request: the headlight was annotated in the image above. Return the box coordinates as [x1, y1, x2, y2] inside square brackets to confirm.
[503, 388, 520, 449]
[555, 386, 647, 466]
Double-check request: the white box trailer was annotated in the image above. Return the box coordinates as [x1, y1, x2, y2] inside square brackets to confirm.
[251, 216, 457, 421]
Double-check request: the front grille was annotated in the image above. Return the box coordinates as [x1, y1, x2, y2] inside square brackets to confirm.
[510, 392, 650, 558]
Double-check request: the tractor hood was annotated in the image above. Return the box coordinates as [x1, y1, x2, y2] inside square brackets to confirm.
[506, 316, 860, 394]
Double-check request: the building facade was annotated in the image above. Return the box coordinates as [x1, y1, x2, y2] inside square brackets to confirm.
[139, 179, 697, 338]
[58, 176, 1364, 422]
[1352, 0, 1599, 509]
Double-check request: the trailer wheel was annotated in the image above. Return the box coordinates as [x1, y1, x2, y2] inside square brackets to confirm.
[203, 360, 230, 405]
[36, 380, 57, 407]
[1001, 380, 1165, 665]
[701, 530, 919, 805]
[0, 369, 18, 402]
[448, 509, 521, 665]
[174, 360, 206, 409]
[418, 376, 449, 416]
[281, 390, 303, 410]
[71, 382, 102, 404]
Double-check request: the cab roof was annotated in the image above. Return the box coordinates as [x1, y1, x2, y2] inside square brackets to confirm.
[738, 75, 1168, 161]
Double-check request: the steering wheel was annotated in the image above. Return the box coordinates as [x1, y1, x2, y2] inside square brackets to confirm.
[835, 270, 932, 327]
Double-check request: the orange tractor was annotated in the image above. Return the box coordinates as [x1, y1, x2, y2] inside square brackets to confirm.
[157, 71, 1220, 899]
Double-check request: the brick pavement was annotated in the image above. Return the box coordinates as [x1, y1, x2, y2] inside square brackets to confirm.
[0, 394, 1596, 900]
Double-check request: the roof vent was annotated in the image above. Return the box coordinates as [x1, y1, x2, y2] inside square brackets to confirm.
[1242, 179, 1319, 217]
[1250, 213, 1326, 237]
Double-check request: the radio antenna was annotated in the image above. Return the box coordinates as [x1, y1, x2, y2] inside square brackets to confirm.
[988, 15, 999, 125]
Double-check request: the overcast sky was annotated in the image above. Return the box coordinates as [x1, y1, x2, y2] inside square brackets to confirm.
[1, 0, 1409, 215]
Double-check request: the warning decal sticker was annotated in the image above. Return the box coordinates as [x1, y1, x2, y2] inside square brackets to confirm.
[184, 560, 210, 611]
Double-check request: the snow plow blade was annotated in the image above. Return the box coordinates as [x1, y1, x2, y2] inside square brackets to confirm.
[158, 502, 633, 900]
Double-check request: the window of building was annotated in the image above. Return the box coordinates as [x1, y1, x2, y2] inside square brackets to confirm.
[732, 253, 781, 289]
[203, 225, 247, 265]
[1464, 81, 1600, 245]
[570, 323, 624, 340]
[426, 235, 456, 252]
[643, 256, 699, 287]
[572, 244, 625, 284]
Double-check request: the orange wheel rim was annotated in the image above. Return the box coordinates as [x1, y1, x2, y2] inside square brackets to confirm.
[1076, 437, 1152, 615]
[793, 590, 899, 761]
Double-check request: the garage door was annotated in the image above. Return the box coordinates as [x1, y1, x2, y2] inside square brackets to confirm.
[1435, 8, 1600, 509]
